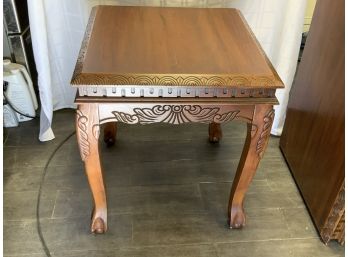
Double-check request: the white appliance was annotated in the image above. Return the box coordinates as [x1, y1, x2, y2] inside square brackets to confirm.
[3, 104, 19, 127]
[3, 60, 38, 122]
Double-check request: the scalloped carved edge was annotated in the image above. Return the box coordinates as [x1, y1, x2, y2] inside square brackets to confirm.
[256, 109, 274, 158]
[321, 183, 345, 244]
[77, 109, 90, 161]
[111, 105, 241, 125]
[72, 73, 282, 88]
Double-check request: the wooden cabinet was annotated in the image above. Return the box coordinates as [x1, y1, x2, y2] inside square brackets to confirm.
[279, 0, 344, 244]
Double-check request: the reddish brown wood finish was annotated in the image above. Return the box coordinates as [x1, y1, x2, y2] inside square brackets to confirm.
[71, 6, 283, 88]
[228, 104, 274, 228]
[72, 6, 283, 234]
[84, 7, 272, 76]
[279, 0, 344, 244]
[96, 101, 256, 125]
[76, 103, 107, 233]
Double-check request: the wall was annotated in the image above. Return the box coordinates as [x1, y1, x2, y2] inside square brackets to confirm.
[303, 0, 317, 31]
[3, 27, 11, 59]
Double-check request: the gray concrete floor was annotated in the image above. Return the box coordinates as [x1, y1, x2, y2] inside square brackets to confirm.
[3, 109, 344, 257]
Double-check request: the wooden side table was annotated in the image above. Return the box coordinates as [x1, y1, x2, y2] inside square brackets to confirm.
[71, 6, 284, 234]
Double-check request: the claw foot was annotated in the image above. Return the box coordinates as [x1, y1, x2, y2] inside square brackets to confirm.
[209, 123, 222, 143]
[228, 205, 246, 229]
[91, 208, 107, 234]
[91, 217, 107, 234]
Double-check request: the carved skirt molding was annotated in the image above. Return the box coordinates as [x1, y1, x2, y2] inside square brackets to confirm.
[76, 103, 274, 158]
[98, 103, 255, 125]
[77, 102, 275, 162]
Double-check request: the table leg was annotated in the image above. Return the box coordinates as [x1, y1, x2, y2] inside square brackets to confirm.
[76, 103, 107, 234]
[104, 122, 117, 147]
[228, 104, 274, 228]
[208, 122, 222, 143]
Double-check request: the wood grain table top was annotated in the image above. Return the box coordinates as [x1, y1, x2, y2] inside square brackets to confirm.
[71, 5, 283, 88]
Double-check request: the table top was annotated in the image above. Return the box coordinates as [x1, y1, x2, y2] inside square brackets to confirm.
[71, 5, 283, 88]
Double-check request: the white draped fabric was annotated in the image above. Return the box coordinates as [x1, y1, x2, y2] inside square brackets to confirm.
[28, 0, 306, 141]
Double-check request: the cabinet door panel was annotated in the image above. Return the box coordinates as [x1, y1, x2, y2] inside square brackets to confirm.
[279, 0, 344, 243]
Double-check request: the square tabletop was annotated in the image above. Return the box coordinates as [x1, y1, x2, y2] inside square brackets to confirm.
[71, 5, 283, 88]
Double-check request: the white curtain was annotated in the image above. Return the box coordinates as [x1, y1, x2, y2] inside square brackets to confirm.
[28, 0, 306, 141]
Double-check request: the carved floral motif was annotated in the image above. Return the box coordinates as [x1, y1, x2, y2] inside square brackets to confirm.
[256, 109, 275, 157]
[111, 105, 240, 125]
[77, 110, 90, 161]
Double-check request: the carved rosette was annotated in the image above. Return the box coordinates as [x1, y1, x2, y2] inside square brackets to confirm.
[111, 105, 240, 125]
[77, 110, 90, 161]
[256, 109, 275, 158]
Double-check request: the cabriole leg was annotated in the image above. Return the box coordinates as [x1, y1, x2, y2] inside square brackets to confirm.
[228, 104, 274, 228]
[76, 103, 107, 234]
